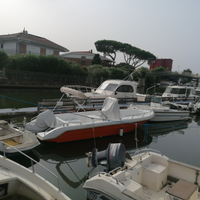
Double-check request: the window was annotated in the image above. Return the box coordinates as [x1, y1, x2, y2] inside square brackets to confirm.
[171, 88, 186, 94]
[116, 85, 134, 93]
[0, 44, 3, 48]
[105, 84, 118, 91]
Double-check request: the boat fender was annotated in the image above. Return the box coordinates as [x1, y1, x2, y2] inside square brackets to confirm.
[119, 127, 123, 136]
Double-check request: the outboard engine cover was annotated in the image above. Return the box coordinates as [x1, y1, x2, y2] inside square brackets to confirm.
[87, 143, 126, 172]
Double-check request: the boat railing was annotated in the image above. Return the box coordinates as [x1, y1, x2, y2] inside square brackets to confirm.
[134, 148, 163, 160]
[1, 141, 62, 192]
[124, 160, 143, 172]
[96, 171, 121, 184]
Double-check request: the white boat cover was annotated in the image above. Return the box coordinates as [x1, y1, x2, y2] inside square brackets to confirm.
[100, 97, 121, 120]
[25, 110, 56, 133]
[60, 86, 87, 99]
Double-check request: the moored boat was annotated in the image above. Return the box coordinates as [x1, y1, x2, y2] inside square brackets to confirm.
[0, 141, 71, 200]
[83, 144, 200, 200]
[25, 97, 154, 143]
[129, 96, 190, 122]
[0, 120, 40, 154]
[83, 79, 146, 100]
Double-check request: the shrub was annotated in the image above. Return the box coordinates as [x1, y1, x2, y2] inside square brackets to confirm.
[0, 51, 9, 69]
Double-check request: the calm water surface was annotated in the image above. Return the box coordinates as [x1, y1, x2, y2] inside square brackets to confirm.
[1, 89, 200, 200]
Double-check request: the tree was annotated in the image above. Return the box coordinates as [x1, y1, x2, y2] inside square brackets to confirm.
[107, 67, 127, 79]
[92, 54, 102, 65]
[94, 40, 123, 62]
[87, 65, 109, 79]
[120, 43, 156, 70]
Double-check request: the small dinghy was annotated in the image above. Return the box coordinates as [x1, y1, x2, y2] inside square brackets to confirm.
[0, 120, 40, 154]
[84, 143, 200, 200]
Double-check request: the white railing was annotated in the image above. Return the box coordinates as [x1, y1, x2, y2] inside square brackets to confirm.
[1, 141, 62, 192]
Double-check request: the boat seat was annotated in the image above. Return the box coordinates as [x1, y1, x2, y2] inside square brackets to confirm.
[0, 132, 23, 141]
[9, 141, 37, 149]
[122, 179, 142, 197]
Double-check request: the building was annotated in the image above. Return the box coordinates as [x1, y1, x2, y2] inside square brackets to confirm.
[150, 59, 173, 71]
[0, 29, 68, 56]
[60, 50, 114, 67]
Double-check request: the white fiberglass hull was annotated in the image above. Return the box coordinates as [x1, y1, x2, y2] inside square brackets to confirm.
[0, 154, 70, 200]
[150, 110, 190, 122]
[36, 109, 154, 143]
[0, 120, 40, 154]
[129, 104, 190, 122]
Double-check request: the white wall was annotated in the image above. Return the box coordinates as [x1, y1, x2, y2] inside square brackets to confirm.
[26, 45, 40, 54]
[3, 42, 16, 50]
[46, 49, 53, 55]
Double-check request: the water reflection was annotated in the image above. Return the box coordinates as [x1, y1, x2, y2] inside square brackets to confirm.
[31, 129, 151, 189]
[191, 114, 200, 125]
[143, 120, 190, 143]
[6, 150, 39, 168]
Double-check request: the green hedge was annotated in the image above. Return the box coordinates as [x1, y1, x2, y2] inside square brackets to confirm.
[2, 53, 87, 76]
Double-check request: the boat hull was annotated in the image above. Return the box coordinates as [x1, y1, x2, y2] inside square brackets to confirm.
[150, 111, 190, 122]
[38, 120, 149, 143]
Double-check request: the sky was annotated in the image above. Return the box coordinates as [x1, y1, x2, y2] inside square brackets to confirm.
[1, 0, 200, 74]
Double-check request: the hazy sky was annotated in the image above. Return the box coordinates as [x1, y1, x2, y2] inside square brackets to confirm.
[1, 0, 199, 74]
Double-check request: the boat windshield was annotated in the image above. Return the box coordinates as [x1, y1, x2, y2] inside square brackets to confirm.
[96, 83, 118, 92]
[164, 87, 186, 94]
[192, 90, 200, 96]
[164, 87, 172, 93]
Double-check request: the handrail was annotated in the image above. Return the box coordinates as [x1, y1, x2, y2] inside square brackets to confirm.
[1, 141, 62, 192]
[124, 160, 142, 172]
[134, 148, 162, 160]
[97, 172, 120, 184]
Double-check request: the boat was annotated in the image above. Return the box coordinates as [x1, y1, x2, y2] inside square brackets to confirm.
[186, 98, 200, 114]
[0, 141, 71, 200]
[129, 96, 190, 122]
[0, 120, 40, 154]
[83, 79, 147, 101]
[25, 88, 154, 143]
[162, 85, 199, 99]
[83, 143, 200, 200]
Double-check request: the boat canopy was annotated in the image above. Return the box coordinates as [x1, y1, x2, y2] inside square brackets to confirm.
[100, 97, 121, 120]
[60, 86, 87, 99]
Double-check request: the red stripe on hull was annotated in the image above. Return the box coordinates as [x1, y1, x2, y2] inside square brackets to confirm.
[46, 120, 148, 143]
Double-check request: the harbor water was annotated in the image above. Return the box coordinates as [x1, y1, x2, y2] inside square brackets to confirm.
[1, 89, 200, 200]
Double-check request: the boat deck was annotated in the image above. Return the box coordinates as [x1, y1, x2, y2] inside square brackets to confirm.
[141, 184, 171, 199]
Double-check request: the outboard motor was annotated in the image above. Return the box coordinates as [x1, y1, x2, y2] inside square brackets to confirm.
[187, 102, 194, 112]
[195, 102, 200, 114]
[87, 143, 126, 172]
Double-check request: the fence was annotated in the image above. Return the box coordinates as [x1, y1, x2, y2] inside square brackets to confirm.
[0, 68, 102, 86]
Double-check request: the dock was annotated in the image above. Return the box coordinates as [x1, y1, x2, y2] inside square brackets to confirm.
[0, 107, 37, 118]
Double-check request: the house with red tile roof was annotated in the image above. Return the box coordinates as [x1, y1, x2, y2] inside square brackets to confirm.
[0, 29, 68, 56]
[60, 50, 114, 67]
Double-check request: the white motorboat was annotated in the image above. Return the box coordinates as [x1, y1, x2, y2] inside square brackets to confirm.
[162, 85, 200, 98]
[83, 143, 200, 200]
[83, 79, 146, 101]
[129, 96, 190, 122]
[25, 94, 154, 143]
[0, 142, 71, 200]
[0, 120, 40, 154]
